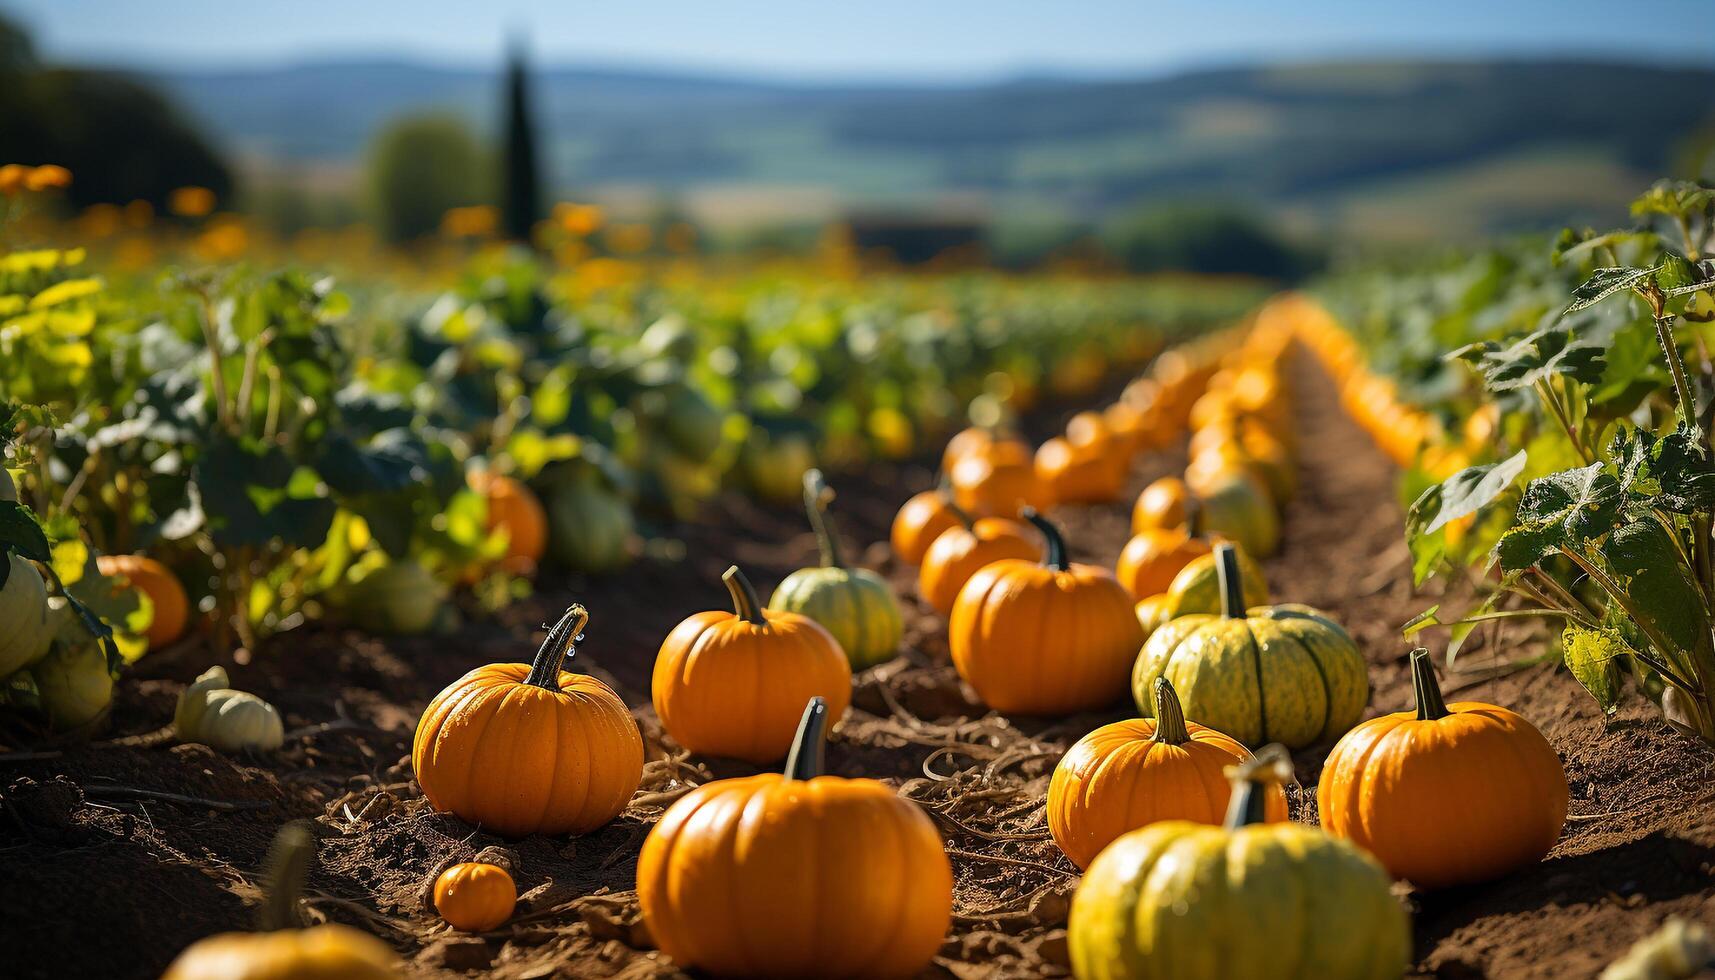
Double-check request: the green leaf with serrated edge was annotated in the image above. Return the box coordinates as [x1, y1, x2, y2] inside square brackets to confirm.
[1563, 266, 1656, 317]
[1420, 452, 1529, 535]
[1612, 424, 1715, 513]
[1597, 519, 1710, 670]
[1497, 463, 1620, 572]
[1630, 180, 1715, 220]
[1402, 607, 1441, 636]
[1560, 625, 1627, 713]
[1455, 323, 1606, 393]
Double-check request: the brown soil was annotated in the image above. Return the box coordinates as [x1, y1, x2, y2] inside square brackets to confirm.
[3, 347, 1711, 979]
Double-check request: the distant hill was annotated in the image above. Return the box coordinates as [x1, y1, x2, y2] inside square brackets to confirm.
[139, 58, 1715, 241]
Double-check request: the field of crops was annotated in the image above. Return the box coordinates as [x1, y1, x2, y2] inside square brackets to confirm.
[2, 168, 1714, 980]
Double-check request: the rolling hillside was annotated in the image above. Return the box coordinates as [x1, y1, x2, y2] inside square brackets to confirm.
[144, 57, 1715, 239]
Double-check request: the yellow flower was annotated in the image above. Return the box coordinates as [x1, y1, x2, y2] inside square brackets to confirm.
[440, 205, 498, 239]
[169, 186, 217, 218]
[553, 201, 604, 236]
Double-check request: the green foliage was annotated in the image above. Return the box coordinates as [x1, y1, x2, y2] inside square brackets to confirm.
[365, 114, 488, 243]
[1101, 202, 1318, 280]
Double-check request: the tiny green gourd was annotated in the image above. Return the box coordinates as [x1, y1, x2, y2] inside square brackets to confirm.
[341, 559, 444, 634]
[769, 470, 904, 670]
[176, 665, 286, 752]
[547, 471, 635, 574]
[31, 635, 115, 731]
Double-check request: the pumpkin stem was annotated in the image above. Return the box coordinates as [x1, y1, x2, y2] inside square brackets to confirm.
[1410, 648, 1452, 721]
[783, 696, 828, 781]
[945, 497, 977, 532]
[1149, 677, 1192, 745]
[1222, 744, 1292, 830]
[1021, 507, 1069, 571]
[802, 469, 846, 569]
[722, 565, 768, 626]
[1185, 496, 1204, 539]
[524, 604, 589, 690]
[257, 821, 314, 932]
[1215, 543, 1245, 619]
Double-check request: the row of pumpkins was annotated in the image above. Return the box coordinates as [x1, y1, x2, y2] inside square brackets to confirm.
[161, 300, 1570, 979]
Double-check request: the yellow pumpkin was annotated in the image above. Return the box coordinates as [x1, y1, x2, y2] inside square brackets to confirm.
[434, 862, 517, 932]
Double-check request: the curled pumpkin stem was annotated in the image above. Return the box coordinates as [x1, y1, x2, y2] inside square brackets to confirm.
[722, 565, 768, 626]
[1410, 648, 1451, 721]
[784, 696, 828, 781]
[1021, 507, 1069, 571]
[258, 821, 315, 932]
[524, 604, 589, 690]
[1149, 677, 1192, 746]
[802, 468, 846, 569]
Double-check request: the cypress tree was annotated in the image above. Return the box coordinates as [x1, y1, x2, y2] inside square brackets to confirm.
[500, 41, 541, 245]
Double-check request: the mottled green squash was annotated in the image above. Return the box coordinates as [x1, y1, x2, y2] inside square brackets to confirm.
[1161, 546, 1269, 617]
[1133, 544, 1367, 748]
[31, 635, 114, 731]
[341, 560, 444, 634]
[1199, 472, 1280, 558]
[1069, 747, 1409, 980]
[547, 473, 634, 574]
[769, 470, 903, 669]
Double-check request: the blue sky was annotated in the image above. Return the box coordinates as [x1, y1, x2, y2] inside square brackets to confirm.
[6, 0, 1713, 80]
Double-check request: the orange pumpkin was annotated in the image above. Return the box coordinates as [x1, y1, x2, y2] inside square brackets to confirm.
[1101, 401, 1151, 454]
[95, 554, 188, 649]
[413, 604, 644, 837]
[1131, 476, 1191, 534]
[918, 510, 1041, 616]
[653, 565, 852, 762]
[638, 697, 952, 978]
[1318, 648, 1568, 889]
[469, 470, 548, 573]
[942, 427, 1030, 473]
[889, 484, 960, 566]
[1114, 500, 1215, 602]
[1135, 594, 1172, 636]
[949, 452, 1046, 519]
[1034, 436, 1125, 505]
[1047, 677, 1285, 868]
[434, 862, 517, 932]
[949, 510, 1144, 714]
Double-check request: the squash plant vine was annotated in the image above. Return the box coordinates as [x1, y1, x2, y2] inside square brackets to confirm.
[1405, 180, 1715, 741]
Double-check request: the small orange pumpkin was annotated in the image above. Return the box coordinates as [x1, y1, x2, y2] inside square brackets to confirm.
[95, 554, 188, 649]
[1047, 677, 1285, 868]
[1114, 502, 1216, 602]
[889, 483, 960, 566]
[638, 697, 952, 978]
[950, 452, 1046, 519]
[653, 565, 852, 762]
[942, 427, 1030, 473]
[1131, 477, 1191, 535]
[1034, 437, 1125, 506]
[434, 862, 517, 932]
[1318, 648, 1568, 889]
[918, 509, 1041, 616]
[469, 469, 549, 573]
[413, 605, 644, 837]
[949, 510, 1144, 715]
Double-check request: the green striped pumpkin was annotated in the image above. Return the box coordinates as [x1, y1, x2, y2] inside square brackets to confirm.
[768, 470, 902, 670]
[1132, 544, 1367, 747]
[0, 552, 55, 677]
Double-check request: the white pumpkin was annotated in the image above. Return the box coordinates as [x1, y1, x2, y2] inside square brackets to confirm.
[32, 637, 114, 731]
[175, 665, 285, 752]
[0, 552, 55, 676]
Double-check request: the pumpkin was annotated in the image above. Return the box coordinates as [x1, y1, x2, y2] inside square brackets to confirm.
[1048, 677, 1285, 869]
[889, 483, 960, 566]
[769, 471, 903, 670]
[949, 510, 1143, 715]
[1318, 648, 1568, 889]
[655, 565, 852, 762]
[1034, 436, 1125, 505]
[0, 551, 54, 676]
[434, 862, 517, 932]
[414, 604, 644, 837]
[1114, 501, 1214, 602]
[339, 559, 444, 634]
[942, 426, 1030, 473]
[547, 472, 634, 574]
[1187, 438, 1295, 507]
[31, 635, 113, 731]
[919, 507, 1041, 616]
[1068, 747, 1410, 980]
[176, 666, 285, 752]
[742, 428, 817, 506]
[1133, 544, 1367, 748]
[638, 697, 952, 978]
[1135, 594, 1171, 635]
[1160, 546, 1268, 617]
[1131, 476, 1190, 534]
[468, 470, 548, 573]
[949, 452, 1045, 519]
[1198, 470, 1281, 558]
[95, 554, 189, 648]
[163, 822, 401, 980]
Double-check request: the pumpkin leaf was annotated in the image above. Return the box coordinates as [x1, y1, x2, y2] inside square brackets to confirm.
[1562, 266, 1656, 317]
[1451, 322, 1606, 393]
[1560, 624, 1628, 714]
[0, 500, 52, 565]
[1595, 518, 1710, 668]
[1612, 424, 1715, 514]
[1412, 451, 1528, 537]
[1496, 463, 1620, 571]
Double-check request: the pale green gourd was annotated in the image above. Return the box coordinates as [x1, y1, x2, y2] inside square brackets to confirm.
[769, 470, 902, 670]
[176, 665, 285, 752]
[32, 636, 114, 731]
[0, 552, 56, 677]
